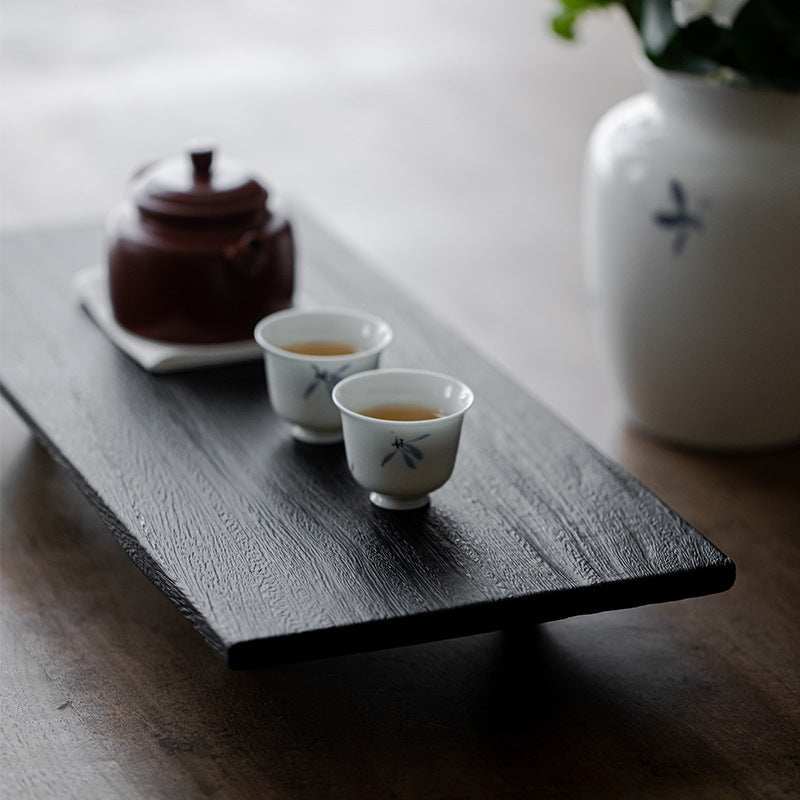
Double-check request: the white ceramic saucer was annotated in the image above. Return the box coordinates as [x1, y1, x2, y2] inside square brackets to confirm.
[74, 265, 263, 374]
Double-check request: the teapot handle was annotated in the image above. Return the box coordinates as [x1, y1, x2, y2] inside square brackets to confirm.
[224, 231, 264, 278]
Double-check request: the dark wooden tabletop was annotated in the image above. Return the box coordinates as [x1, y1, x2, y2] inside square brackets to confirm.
[3, 228, 798, 800]
[2, 2, 799, 797]
[1, 220, 736, 670]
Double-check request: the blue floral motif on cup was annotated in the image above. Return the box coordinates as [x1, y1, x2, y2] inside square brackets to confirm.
[381, 434, 430, 469]
[303, 364, 351, 400]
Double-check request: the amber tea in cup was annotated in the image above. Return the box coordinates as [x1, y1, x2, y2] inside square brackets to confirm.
[359, 403, 443, 421]
[281, 341, 359, 356]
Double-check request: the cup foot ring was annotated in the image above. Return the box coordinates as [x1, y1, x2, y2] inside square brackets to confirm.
[290, 425, 343, 445]
[369, 492, 430, 511]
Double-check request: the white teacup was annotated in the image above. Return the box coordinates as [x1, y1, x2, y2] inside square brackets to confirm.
[254, 308, 393, 443]
[332, 368, 474, 509]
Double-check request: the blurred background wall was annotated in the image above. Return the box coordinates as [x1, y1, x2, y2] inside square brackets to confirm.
[1, 0, 643, 448]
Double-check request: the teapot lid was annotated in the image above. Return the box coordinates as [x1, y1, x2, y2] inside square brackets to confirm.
[132, 140, 268, 219]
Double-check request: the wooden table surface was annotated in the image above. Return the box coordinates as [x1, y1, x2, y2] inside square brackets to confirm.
[2, 2, 798, 798]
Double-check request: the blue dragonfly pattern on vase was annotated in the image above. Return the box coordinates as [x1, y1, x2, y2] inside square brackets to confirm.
[303, 364, 351, 400]
[653, 179, 704, 255]
[381, 434, 430, 469]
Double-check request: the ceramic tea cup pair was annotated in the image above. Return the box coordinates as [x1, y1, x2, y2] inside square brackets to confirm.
[254, 308, 473, 510]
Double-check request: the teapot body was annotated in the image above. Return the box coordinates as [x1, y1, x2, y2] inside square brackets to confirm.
[106, 145, 294, 344]
[108, 203, 293, 344]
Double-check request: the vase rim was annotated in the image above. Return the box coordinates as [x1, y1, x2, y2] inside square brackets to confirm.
[635, 54, 799, 98]
[634, 54, 800, 136]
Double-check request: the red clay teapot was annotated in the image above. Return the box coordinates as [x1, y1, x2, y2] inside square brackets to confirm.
[107, 141, 294, 344]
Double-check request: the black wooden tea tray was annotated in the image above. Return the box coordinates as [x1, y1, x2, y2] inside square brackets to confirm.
[0, 218, 735, 668]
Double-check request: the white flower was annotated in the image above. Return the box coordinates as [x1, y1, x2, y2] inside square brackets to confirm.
[671, 0, 749, 28]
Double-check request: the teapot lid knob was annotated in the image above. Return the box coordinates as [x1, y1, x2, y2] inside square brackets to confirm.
[133, 140, 268, 218]
[187, 138, 216, 179]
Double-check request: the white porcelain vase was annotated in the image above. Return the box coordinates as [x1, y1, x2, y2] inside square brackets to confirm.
[583, 65, 800, 449]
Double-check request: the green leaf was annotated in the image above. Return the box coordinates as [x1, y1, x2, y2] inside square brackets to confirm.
[645, 12, 736, 76]
[552, 8, 580, 39]
[550, 0, 619, 40]
[729, 0, 800, 90]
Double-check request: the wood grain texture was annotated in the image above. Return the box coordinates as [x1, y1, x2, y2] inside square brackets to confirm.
[0, 221, 733, 668]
